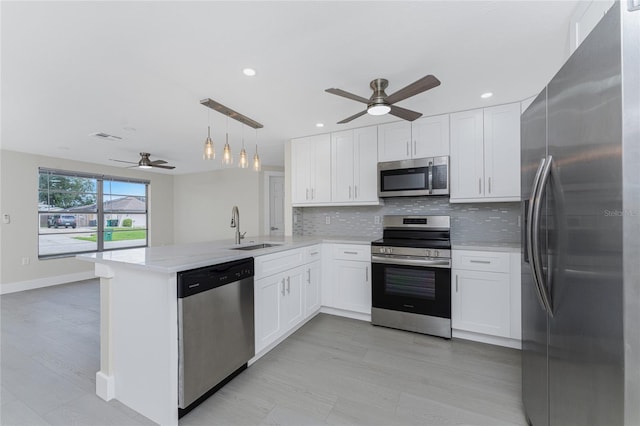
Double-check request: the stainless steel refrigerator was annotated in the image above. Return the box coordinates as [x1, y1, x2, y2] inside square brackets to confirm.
[521, 2, 640, 425]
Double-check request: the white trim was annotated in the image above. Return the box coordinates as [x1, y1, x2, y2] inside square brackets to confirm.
[320, 306, 371, 322]
[452, 329, 521, 349]
[0, 270, 95, 294]
[263, 171, 285, 236]
[96, 371, 115, 401]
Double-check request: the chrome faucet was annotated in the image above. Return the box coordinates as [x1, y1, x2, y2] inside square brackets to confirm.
[230, 206, 246, 244]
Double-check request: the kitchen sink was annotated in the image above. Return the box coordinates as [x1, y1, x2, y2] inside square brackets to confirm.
[230, 243, 282, 251]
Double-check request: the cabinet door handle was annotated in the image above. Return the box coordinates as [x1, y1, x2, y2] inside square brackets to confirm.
[406, 142, 410, 156]
[366, 266, 369, 282]
[311, 188, 315, 200]
[488, 177, 492, 194]
[456, 275, 459, 292]
[413, 140, 417, 155]
[306, 188, 309, 201]
[470, 260, 491, 264]
[307, 269, 311, 284]
[344, 251, 358, 255]
[287, 276, 291, 294]
[479, 178, 482, 194]
[349, 185, 352, 199]
[310, 251, 319, 256]
[354, 185, 358, 199]
[281, 278, 286, 296]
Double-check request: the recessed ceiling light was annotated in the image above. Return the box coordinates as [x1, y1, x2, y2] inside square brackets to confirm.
[481, 92, 493, 99]
[316, 123, 324, 128]
[242, 68, 256, 77]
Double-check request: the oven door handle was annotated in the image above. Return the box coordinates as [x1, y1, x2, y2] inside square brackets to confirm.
[371, 254, 451, 268]
[428, 160, 433, 195]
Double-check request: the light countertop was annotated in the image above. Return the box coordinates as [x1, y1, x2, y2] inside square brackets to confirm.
[451, 241, 521, 253]
[77, 236, 373, 274]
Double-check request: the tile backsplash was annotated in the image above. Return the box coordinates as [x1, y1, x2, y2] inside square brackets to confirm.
[293, 198, 521, 244]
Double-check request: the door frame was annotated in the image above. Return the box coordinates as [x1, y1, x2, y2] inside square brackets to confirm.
[263, 171, 285, 236]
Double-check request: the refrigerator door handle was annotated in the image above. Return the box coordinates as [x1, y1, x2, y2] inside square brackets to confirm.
[531, 155, 554, 316]
[527, 157, 550, 313]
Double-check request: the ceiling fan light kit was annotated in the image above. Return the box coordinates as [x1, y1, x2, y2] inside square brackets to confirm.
[326, 74, 441, 124]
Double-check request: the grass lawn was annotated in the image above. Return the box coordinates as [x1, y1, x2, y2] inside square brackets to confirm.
[74, 228, 146, 242]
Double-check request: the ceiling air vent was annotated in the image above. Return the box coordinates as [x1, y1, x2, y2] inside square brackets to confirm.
[89, 132, 123, 141]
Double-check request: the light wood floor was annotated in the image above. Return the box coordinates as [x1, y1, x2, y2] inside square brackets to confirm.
[1, 279, 527, 426]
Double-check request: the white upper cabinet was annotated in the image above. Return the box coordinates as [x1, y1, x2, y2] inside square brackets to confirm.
[483, 103, 521, 199]
[378, 115, 450, 162]
[331, 126, 378, 204]
[291, 134, 331, 205]
[377, 121, 412, 162]
[450, 102, 521, 203]
[412, 114, 450, 158]
[450, 109, 485, 199]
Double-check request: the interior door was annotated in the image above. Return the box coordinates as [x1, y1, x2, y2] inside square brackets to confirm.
[269, 175, 285, 236]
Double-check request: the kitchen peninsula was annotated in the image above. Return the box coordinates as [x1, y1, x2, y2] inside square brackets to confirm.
[77, 236, 371, 426]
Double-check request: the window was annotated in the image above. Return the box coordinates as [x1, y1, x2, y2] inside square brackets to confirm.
[38, 168, 149, 258]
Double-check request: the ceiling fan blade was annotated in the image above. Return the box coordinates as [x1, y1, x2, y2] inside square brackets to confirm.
[150, 164, 175, 170]
[385, 75, 441, 105]
[109, 158, 138, 165]
[337, 110, 368, 124]
[389, 105, 423, 122]
[325, 88, 369, 104]
[149, 159, 168, 165]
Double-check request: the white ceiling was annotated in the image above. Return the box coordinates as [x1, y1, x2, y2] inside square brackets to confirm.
[1, 1, 579, 175]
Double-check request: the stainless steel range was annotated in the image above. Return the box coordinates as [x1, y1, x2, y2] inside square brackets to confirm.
[371, 215, 451, 338]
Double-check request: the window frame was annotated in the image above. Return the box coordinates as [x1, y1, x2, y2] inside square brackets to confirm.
[38, 167, 150, 259]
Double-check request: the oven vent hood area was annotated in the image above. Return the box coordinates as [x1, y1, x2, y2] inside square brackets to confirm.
[377, 156, 450, 198]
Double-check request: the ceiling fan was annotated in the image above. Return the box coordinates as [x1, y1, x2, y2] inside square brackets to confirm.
[109, 152, 176, 170]
[325, 74, 441, 124]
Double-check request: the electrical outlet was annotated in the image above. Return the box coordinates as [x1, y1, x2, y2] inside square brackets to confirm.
[2, 214, 9, 224]
[374, 216, 381, 225]
[21, 257, 30, 265]
[325, 216, 331, 225]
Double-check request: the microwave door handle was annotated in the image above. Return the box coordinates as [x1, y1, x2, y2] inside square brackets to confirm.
[428, 160, 433, 194]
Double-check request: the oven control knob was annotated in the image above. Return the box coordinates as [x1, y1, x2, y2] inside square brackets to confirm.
[434, 250, 440, 257]
[386, 247, 393, 254]
[379, 247, 385, 254]
[425, 249, 431, 257]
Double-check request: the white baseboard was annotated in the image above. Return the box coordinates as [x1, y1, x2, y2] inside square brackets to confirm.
[0, 271, 96, 295]
[452, 329, 522, 349]
[96, 371, 115, 401]
[320, 306, 371, 322]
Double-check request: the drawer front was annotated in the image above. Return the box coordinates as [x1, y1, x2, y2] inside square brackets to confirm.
[332, 244, 371, 262]
[453, 250, 510, 273]
[304, 244, 323, 263]
[255, 249, 304, 278]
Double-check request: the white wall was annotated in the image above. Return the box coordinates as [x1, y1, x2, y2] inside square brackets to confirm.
[0, 150, 174, 291]
[173, 167, 281, 244]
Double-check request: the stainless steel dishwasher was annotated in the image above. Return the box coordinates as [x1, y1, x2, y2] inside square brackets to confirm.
[177, 257, 254, 416]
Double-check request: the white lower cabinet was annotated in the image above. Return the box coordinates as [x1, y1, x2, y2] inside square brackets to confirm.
[451, 249, 521, 347]
[324, 244, 372, 315]
[304, 260, 321, 316]
[452, 269, 510, 337]
[331, 260, 371, 314]
[254, 247, 321, 355]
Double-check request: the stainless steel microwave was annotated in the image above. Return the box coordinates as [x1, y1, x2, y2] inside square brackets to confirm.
[377, 156, 449, 197]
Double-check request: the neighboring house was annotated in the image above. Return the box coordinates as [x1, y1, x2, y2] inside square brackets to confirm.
[68, 196, 147, 228]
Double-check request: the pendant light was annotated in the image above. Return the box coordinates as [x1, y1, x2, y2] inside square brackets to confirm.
[203, 111, 215, 160]
[222, 114, 233, 165]
[253, 129, 261, 172]
[238, 125, 248, 169]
